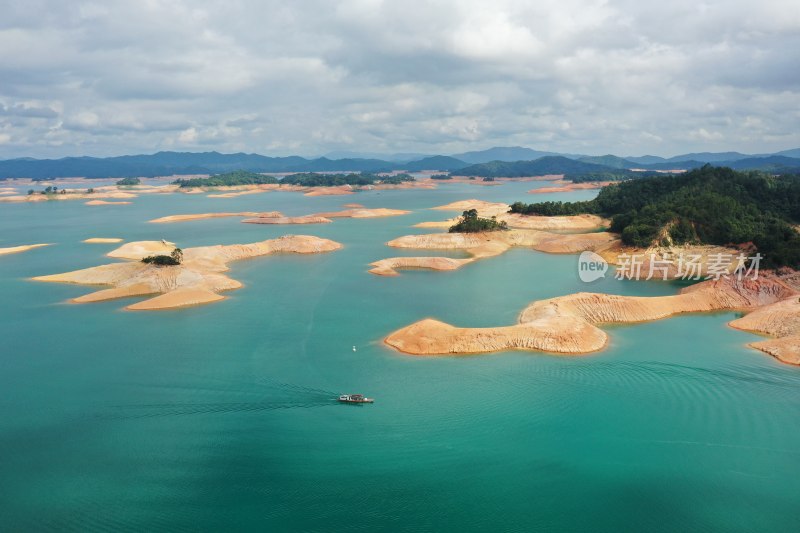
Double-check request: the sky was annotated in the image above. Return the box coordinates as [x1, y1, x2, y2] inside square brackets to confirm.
[0, 0, 798, 159]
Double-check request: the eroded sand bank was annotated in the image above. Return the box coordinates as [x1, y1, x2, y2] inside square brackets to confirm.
[243, 215, 332, 225]
[149, 212, 280, 223]
[311, 208, 411, 218]
[85, 200, 131, 206]
[33, 236, 341, 310]
[416, 199, 608, 231]
[528, 181, 613, 194]
[730, 297, 800, 365]
[0, 243, 51, 256]
[83, 238, 124, 244]
[150, 208, 409, 225]
[370, 230, 618, 276]
[385, 277, 799, 364]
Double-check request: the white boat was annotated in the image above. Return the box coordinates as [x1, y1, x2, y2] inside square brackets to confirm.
[338, 394, 374, 404]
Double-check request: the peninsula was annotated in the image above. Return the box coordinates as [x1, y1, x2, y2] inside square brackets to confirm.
[386, 275, 800, 365]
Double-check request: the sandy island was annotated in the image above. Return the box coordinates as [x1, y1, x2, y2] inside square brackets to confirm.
[312, 208, 411, 218]
[83, 238, 124, 244]
[33, 235, 341, 310]
[149, 212, 281, 223]
[86, 200, 131, 206]
[528, 181, 614, 194]
[370, 200, 612, 276]
[370, 230, 618, 276]
[243, 215, 333, 225]
[416, 199, 607, 231]
[149, 207, 410, 226]
[377, 199, 800, 365]
[0, 243, 51, 256]
[385, 276, 800, 365]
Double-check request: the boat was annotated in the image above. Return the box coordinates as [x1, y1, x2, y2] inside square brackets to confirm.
[338, 394, 374, 404]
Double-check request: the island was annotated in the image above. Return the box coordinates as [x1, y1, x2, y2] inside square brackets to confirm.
[369, 199, 614, 276]
[385, 275, 800, 365]
[33, 236, 342, 310]
[0, 243, 51, 256]
[83, 238, 124, 244]
[150, 208, 410, 225]
[383, 166, 800, 365]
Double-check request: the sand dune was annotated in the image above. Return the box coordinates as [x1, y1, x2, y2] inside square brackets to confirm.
[33, 236, 342, 311]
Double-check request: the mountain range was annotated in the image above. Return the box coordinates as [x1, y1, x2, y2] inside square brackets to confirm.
[1, 146, 799, 180]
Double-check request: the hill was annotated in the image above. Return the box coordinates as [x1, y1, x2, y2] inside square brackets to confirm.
[666, 151, 751, 163]
[510, 166, 800, 268]
[452, 146, 572, 164]
[577, 155, 638, 169]
[403, 156, 468, 172]
[453, 156, 616, 177]
[1, 147, 798, 181]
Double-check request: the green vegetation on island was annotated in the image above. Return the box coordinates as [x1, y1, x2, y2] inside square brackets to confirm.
[455, 156, 615, 178]
[116, 177, 141, 186]
[141, 248, 183, 266]
[27, 185, 67, 196]
[430, 174, 453, 180]
[173, 171, 279, 188]
[449, 209, 509, 233]
[510, 165, 800, 267]
[279, 172, 414, 186]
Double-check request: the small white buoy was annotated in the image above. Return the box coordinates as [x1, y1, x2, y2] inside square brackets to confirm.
[352, 345, 357, 352]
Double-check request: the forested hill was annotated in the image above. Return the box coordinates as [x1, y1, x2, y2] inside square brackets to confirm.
[1, 149, 798, 180]
[510, 166, 800, 268]
[452, 156, 615, 177]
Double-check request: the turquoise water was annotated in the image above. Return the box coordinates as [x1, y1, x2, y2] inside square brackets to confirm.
[1, 181, 798, 532]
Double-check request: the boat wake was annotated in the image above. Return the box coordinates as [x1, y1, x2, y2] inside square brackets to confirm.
[100, 378, 341, 420]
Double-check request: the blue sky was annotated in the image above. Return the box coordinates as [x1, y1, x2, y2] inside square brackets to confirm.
[1, 0, 798, 158]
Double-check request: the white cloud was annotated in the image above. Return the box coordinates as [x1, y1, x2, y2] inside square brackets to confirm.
[0, 0, 797, 158]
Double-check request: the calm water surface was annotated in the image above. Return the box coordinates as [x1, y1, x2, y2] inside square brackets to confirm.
[1, 181, 798, 531]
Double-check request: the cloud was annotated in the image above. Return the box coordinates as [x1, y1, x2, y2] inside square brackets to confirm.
[0, 0, 797, 158]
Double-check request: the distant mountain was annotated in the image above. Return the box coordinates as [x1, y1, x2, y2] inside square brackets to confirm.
[322, 151, 431, 162]
[774, 148, 800, 159]
[402, 156, 468, 172]
[452, 146, 576, 164]
[639, 160, 706, 171]
[724, 155, 800, 172]
[0, 151, 315, 179]
[637, 155, 800, 172]
[453, 156, 615, 177]
[2, 147, 799, 180]
[283, 157, 392, 173]
[624, 155, 667, 165]
[666, 151, 752, 163]
[0, 151, 399, 179]
[577, 155, 638, 169]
